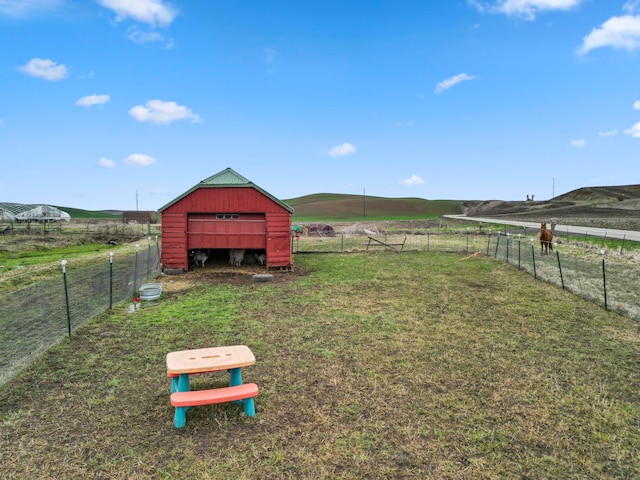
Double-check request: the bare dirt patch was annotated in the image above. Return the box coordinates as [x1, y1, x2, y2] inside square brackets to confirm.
[158, 264, 308, 296]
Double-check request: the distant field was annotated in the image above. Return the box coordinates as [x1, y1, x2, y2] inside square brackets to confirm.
[35, 196, 463, 222]
[285, 193, 464, 221]
[52, 206, 120, 219]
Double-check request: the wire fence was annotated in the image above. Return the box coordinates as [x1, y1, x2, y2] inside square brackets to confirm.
[0, 242, 161, 387]
[3, 223, 638, 388]
[293, 223, 640, 322]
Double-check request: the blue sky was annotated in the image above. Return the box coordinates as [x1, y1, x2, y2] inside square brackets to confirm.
[1, 0, 639, 211]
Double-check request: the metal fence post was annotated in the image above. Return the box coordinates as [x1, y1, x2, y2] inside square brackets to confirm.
[506, 233, 510, 264]
[133, 243, 139, 296]
[601, 250, 608, 311]
[494, 232, 500, 258]
[466, 228, 470, 253]
[109, 252, 114, 310]
[147, 236, 151, 277]
[517, 234, 521, 270]
[555, 243, 565, 290]
[61, 260, 71, 337]
[486, 230, 491, 256]
[530, 238, 537, 279]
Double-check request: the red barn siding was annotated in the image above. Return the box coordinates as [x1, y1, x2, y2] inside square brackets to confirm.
[265, 212, 292, 268]
[160, 187, 292, 271]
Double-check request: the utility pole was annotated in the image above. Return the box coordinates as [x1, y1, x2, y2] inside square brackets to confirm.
[363, 188, 366, 220]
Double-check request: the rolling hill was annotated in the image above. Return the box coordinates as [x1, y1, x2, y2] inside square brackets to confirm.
[284, 193, 464, 221]
[6, 184, 640, 224]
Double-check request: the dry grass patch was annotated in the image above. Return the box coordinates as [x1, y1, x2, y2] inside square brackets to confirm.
[1, 252, 639, 479]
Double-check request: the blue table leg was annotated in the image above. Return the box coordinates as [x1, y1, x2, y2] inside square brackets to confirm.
[178, 373, 190, 392]
[242, 398, 256, 417]
[228, 368, 243, 386]
[174, 407, 188, 428]
[172, 373, 191, 427]
[229, 368, 244, 405]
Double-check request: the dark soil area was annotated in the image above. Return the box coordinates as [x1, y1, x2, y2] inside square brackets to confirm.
[462, 184, 640, 231]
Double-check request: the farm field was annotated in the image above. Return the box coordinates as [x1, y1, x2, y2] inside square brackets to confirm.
[1, 252, 638, 479]
[0, 220, 160, 293]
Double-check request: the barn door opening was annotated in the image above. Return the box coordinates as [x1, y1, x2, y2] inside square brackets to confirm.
[188, 213, 266, 249]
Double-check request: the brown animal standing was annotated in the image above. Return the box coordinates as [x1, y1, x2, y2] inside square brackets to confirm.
[539, 223, 553, 254]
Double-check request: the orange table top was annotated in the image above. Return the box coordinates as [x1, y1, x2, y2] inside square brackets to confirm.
[166, 345, 256, 375]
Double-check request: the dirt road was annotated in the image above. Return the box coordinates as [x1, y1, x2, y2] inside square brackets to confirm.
[445, 215, 640, 242]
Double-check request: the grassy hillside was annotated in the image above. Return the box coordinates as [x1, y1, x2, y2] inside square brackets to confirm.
[554, 184, 640, 202]
[39, 195, 463, 222]
[51, 206, 121, 220]
[284, 193, 464, 221]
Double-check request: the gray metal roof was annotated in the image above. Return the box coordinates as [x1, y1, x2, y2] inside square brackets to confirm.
[0, 203, 71, 221]
[158, 167, 293, 213]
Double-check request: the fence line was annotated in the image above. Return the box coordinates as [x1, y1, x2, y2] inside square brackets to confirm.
[2, 227, 637, 387]
[0, 241, 161, 387]
[293, 226, 640, 322]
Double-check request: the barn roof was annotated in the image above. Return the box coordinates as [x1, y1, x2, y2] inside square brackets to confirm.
[158, 167, 293, 213]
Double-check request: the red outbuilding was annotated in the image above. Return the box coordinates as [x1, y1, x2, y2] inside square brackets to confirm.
[158, 168, 293, 272]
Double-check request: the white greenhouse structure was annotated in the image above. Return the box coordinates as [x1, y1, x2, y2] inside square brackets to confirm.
[0, 203, 71, 223]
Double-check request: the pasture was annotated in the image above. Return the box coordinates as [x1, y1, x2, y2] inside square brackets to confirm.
[1, 252, 638, 479]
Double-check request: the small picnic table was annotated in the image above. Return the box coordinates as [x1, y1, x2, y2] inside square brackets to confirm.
[166, 345, 258, 427]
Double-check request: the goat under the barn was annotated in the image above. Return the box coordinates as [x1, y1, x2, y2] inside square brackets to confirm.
[255, 253, 266, 266]
[193, 250, 209, 267]
[229, 249, 245, 266]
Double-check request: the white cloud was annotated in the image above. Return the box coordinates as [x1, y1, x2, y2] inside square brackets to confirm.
[578, 15, 640, 55]
[498, 0, 581, 20]
[98, 158, 116, 168]
[434, 73, 475, 94]
[324, 143, 357, 157]
[624, 122, 640, 137]
[75, 94, 111, 107]
[468, 0, 582, 20]
[624, 1, 640, 14]
[571, 139, 586, 148]
[124, 153, 157, 166]
[129, 99, 202, 124]
[0, 0, 66, 17]
[17, 58, 68, 81]
[402, 175, 425, 187]
[98, 0, 177, 26]
[598, 129, 618, 137]
[634, 100, 640, 110]
[127, 26, 165, 43]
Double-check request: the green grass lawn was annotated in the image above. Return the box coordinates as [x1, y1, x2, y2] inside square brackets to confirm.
[1, 252, 638, 479]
